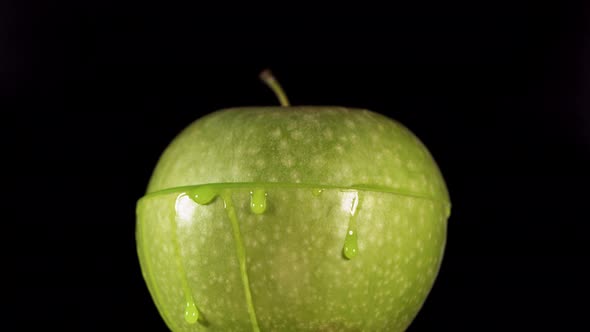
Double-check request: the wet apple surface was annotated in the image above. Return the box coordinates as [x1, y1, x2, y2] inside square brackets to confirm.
[137, 184, 448, 331]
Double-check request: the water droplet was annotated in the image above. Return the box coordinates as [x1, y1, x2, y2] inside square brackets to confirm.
[311, 188, 323, 196]
[445, 203, 451, 219]
[189, 185, 218, 205]
[185, 297, 199, 324]
[342, 192, 361, 260]
[342, 229, 358, 259]
[250, 189, 267, 214]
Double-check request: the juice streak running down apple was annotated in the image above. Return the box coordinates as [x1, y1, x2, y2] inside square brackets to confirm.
[173, 194, 200, 324]
[219, 191, 261, 332]
[342, 192, 360, 259]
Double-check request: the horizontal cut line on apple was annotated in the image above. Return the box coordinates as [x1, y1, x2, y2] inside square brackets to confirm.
[138, 181, 450, 206]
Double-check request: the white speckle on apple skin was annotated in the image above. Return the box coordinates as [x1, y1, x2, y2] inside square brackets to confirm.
[280, 155, 295, 168]
[270, 128, 282, 139]
[290, 130, 304, 140]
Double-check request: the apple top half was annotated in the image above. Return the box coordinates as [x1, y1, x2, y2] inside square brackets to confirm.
[147, 106, 450, 206]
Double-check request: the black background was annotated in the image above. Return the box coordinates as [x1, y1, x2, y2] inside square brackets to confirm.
[3, 3, 590, 331]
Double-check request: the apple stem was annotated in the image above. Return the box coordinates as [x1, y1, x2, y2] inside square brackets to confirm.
[259, 69, 290, 106]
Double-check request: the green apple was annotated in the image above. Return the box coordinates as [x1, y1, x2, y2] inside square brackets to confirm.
[136, 70, 451, 331]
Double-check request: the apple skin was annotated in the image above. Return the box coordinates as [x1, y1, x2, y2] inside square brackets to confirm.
[146, 107, 449, 200]
[136, 107, 451, 331]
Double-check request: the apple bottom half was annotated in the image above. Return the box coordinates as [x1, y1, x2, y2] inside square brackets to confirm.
[136, 186, 448, 332]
